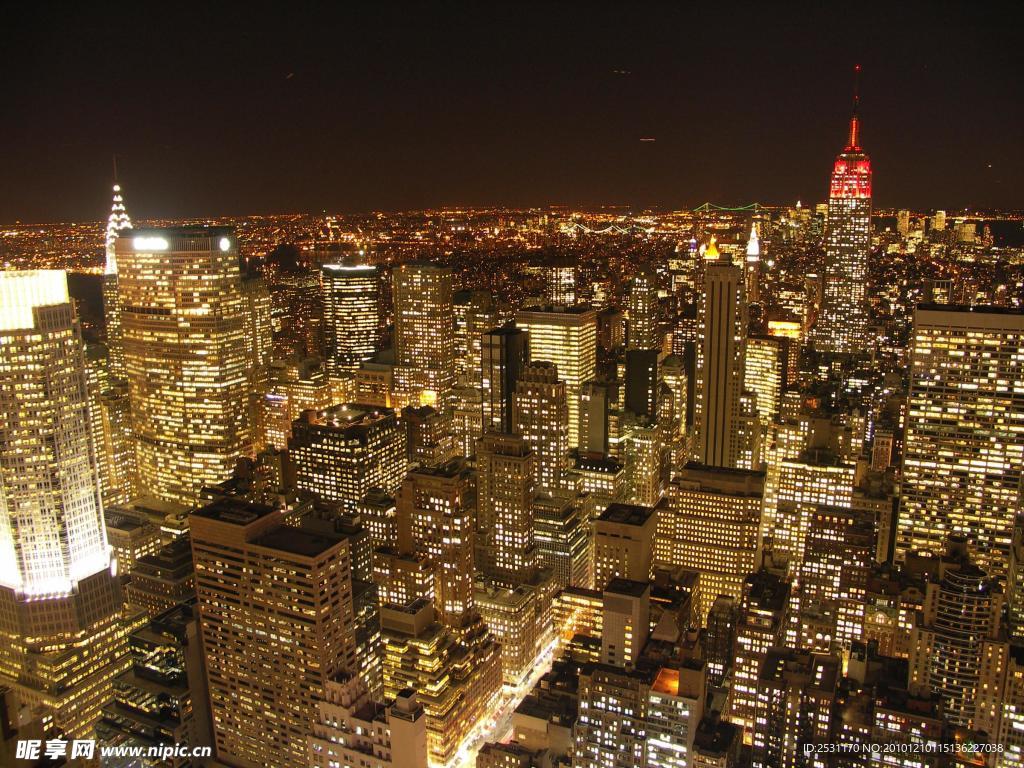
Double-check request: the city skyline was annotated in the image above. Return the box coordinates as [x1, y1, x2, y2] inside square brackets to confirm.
[4, 8, 1024, 768]
[2, 4, 1022, 223]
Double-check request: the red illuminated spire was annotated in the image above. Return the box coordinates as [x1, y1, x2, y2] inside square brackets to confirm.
[845, 64, 862, 151]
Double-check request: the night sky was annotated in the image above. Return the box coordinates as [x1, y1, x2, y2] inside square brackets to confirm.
[2, 3, 1021, 222]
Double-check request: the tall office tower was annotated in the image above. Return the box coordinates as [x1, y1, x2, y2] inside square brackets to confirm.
[396, 460, 476, 629]
[932, 209, 947, 231]
[454, 290, 508, 386]
[403, 405, 455, 468]
[799, 507, 875, 650]
[103, 182, 133, 381]
[117, 228, 250, 506]
[481, 325, 530, 433]
[261, 357, 336, 449]
[393, 263, 455, 410]
[774, 444, 855, 572]
[627, 267, 661, 350]
[1011, 517, 1024, 638]
[240, 270, 273, 391]
[896, 208, 910, 236]
[743, 336, 784, 425]
[322, 264, 381, 375]
[97, 603, 212, 762]
[546, 262, 577, 305]
[476, 433, 537, 584]
[309, 674, 428, 768]
[693, 240, 752, 469]
[513, 361, 571, 493]
[745, 223, 761, 304]
[124, 536, 196, 618]
[579, 380, 618, 456]
[190, 499, 358, 768]
[516, 305, 598, 449]
[730, 570, 789, 739]
[703, 595, 740, 687]
[290, 403, 407, 509]
[573, 663, 653, 768]
[621, 415, 665, 507]
[811, 75, 872, 354]
[655, 463, 764, 625]
[750, 651, 839, 768]
[660, 354, 687, 429]
[625, 349, 659, 419]
[898, 305, 1024, 581]
[908, 539, 1007, 732]
[593, 502, 657, 590]
[598, 306, 626, 351]
[380, 600, 501, 766]
[0, 271, 134, 739]
[534, 492, 593, 589]
[452, 385, 483, 459]
[96, 381, 138, 506]
[475, 582, 545, 687]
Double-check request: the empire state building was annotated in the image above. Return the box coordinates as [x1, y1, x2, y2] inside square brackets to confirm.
[812, 69, 872, 355]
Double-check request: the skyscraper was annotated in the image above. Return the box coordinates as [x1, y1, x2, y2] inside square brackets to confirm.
[516, 305, 597, 449]
[513, 361, 571, 494]
[693, 239, 752, 469]
[898, 305, 1024, 580]
[322, 263, 381, 375]
[812, 70, 872, 354]
[393, 263, 456, 410]
[103, 182, 133, 381]
[396, 460, 475, 629]
[476, 432, 536, 584]
[116, 227, 251, 505]
[627, 267, 661, 350]
[190, 499, 358, 768]
[481, 325, 529, 433]
[290, 403, 407, 508]
[0, 270, 132, 738]
[656, 463, 765, 625]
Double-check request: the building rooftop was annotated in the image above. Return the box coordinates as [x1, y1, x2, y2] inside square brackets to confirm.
[192, 497, 277, 526]
[604, 577, 650, 598]
[254, 525, 344, 558]
[598, 502, 655, 527]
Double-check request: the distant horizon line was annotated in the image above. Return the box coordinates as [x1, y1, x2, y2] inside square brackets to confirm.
[4, 203, 1023, 229]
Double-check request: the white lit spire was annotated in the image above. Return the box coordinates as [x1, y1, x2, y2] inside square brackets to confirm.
[104, 183, 133, 275]
[746, 223, 760, 261]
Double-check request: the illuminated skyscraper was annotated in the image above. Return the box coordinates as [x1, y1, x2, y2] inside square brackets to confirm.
[0, 270, 132, 738]
[476, 432, 536, 584]
[693, 239, 754, 469]
[655, 463, 765, 624]
[730, 570, 789, 739]
[516, 305, 597, 449]
[743, 336, 784, 425]
[290, 403, 407, 508]
[627, 267, 661, 350]
[744, 223, 760, 304]
[190, 499, 358, 768]
[898, 305, 1024, 580]
[393, 263, 455, 410]
[513, 361, 571, 493]
[322, 264, 381, 375]
[908, 539, 1007, 732]
[103, 182, 133, 380]
[481, 325, 529, 433]
[546, 262, 577, 306]
[116, 227, 251, 505]
[396, 460, 475, 629]
[812, 71, 872, 354]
